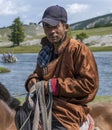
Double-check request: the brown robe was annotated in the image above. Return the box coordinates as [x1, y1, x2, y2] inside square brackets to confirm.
[25, 35, 99, 130]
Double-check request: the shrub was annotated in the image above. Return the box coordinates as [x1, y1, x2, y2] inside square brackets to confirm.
[76, 32, 88, 42]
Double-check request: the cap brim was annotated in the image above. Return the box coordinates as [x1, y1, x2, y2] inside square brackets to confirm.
[38, 18, 59, 26]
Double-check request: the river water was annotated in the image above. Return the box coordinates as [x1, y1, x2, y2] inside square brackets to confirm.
[0, 52, 112, 96]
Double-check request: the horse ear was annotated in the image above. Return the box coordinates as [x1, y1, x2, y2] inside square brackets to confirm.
[0, 82, 20, 110]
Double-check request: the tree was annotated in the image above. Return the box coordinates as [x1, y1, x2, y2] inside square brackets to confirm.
[9, 17, 25, 46]
[76, 32, 88, 42]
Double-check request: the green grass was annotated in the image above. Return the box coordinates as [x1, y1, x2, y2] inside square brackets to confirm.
[0, 44, 112, 54]
[0, 67, 10, 73]
[0, 44, 41, 54]
[18, 97, 25, 105]
[90, 46, 112, 52]
[74, 26, 112, 36]
[93, 95, 112, 103]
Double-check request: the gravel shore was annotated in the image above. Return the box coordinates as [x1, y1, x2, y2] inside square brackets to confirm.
[84, 34, 112, 46]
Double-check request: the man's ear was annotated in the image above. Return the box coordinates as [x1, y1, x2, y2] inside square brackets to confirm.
[65, 24, 69, 32]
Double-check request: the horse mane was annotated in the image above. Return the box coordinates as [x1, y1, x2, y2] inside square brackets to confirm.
[0, 82, 20, 109]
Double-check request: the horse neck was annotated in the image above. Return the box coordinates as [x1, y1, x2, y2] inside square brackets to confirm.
[0, 100, 17, 130]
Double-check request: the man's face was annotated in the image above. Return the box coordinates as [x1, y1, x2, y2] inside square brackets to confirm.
[43, 22, 68, 44]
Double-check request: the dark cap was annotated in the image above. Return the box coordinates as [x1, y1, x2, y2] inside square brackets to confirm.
[38, 5, 67, 26]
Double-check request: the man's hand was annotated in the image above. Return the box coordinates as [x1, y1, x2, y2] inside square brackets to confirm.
[27, 78, 37, 91]
[28, 80, 48, 95]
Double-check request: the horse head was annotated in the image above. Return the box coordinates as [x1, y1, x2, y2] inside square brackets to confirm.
[0, 99, 17, 130]
[0, 82, 20, 109]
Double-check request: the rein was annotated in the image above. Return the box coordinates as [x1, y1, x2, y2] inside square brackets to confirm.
[15, 82, 53, 130]
[28, 81, 53, 130]
[12, 93, 27, 98]
[19, 110, 32, 130]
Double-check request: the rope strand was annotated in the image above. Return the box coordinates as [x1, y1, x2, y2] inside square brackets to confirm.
[29, 81, 53, 130]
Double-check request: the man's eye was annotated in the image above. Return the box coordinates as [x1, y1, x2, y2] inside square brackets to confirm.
[43, 23, 57, 28]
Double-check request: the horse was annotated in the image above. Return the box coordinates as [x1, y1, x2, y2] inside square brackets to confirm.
[89, 102, 112, 130]
[0, 100, 17, 130]
[0, 82, 20, 130]
[0, 82, 112, 130]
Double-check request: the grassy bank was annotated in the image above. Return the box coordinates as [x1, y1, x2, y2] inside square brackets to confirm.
[74, 26, 112, 36]
[89, 46, 112, 52]
[0, 45, 41, 54]
[0, 44, 112, 54]
[93, 95, 112, 103]
[0, 67, 10, 73]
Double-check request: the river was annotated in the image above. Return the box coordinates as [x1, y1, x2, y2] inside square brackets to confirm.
[0, 52, 112, 96]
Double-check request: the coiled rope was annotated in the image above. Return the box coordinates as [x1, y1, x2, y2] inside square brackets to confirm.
[29, 81, 53, 130]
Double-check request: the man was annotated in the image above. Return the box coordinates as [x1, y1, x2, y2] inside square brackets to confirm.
[25, 5, 99, 130]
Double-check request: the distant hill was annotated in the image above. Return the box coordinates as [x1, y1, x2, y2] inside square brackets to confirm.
[70, 13, 112, 30]
[0, 24, 44, 39]
[0, 14, 112, 47]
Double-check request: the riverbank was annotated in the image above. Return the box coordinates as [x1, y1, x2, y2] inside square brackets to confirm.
[92, 95, 112, 103]
[0, 44, 112, 54]
[0, 45, 41, 54]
